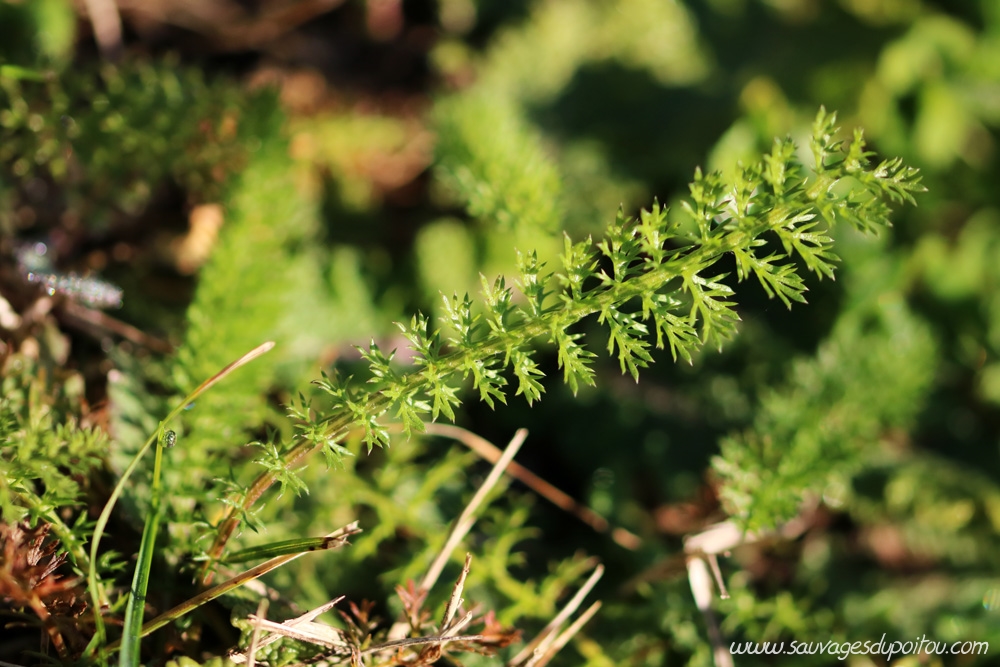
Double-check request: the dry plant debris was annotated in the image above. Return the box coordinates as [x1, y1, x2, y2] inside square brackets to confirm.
[0, 521, 88, 658]
[230, 430, 602, 666]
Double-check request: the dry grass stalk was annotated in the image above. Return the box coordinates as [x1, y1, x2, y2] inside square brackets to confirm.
[108, 521, 360, 655]
[683, 505, 819, 667]
[440, 553, 472, 633]
[231, 596, 347, 664]
[419, 423, 641, 549]
[60, 300, 173, 353]
[509, 563, 604, 667]
[245, 616, 349, 653]
[246, 599, 269, 667]
[230, 428, 604, 666]
[526, 601, 601, 667]
[420, 428, 528, 593]
[386, 429, 527, 643]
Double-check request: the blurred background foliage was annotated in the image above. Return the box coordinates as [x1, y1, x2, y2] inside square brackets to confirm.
[2, 0, 1000, 664]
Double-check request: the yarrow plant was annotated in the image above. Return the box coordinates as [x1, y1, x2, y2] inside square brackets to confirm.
[8, 1, 999, 663]
[199, 108, 924, 576]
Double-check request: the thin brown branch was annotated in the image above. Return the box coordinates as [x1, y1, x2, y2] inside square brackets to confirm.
[421, 429, 527, 592]
[59, 300, 173, 353]
[419, 423, 642, 549]
[361, 634, 487, 655]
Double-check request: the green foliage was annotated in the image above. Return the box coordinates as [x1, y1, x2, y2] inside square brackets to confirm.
[322, 109, 917, 443]
[0, 351, 106, 571]
[171, 109, 311, 454]
[914, 209, 1000, 405]
[714, 262, 936, 530]
[0, 0, 76, 65]
[7, 0, 1000, 664]
[434, 93, 563, 232]
[431, 0, 709, 236]
[0, 58, 249, 228]
[206, 109, 921, 590]
[456, 0, 708, 104]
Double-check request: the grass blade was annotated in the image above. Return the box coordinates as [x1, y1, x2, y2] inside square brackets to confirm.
[118, 432, 170, 666]
[222, 535, 355, 564]
[86, 341, 275, 660]
[105, 522, 361, 652]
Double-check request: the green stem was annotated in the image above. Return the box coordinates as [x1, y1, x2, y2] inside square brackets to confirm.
[200, 230, 739, 582]
[85, 342, 275, 660]
[105, 523, 360, 653]
[119, 431, 168, 666]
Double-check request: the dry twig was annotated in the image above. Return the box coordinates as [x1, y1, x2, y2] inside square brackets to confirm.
[526, 601, 602, 667]
[246, 599, 269, 667]
[419, 423, 641, 549]
[509, 563, 604, 667]
[229, 428, 604, 666]
[230, 597, 346, 664]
